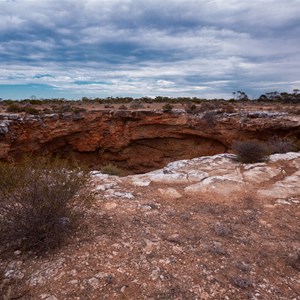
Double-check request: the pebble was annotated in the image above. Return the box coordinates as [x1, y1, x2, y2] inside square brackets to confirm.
[88, 277, 100, 289]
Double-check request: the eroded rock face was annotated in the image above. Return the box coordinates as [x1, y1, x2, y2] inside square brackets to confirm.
[91, 152, 300, 200]
[0, 110, 299, 173]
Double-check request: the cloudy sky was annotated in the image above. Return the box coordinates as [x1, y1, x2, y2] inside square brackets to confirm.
[0, 0, 300, 99]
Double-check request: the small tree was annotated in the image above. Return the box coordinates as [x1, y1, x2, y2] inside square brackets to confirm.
[233, 91, 249, 101]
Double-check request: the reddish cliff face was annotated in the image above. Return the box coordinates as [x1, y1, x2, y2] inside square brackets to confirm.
[0, 109, 299, 173]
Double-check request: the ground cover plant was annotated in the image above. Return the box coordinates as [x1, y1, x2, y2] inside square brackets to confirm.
[0, 157, 90, 254]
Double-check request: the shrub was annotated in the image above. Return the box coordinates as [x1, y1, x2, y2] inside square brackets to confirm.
[287, 249, 300, 270]
[6, 103, 22, 113]
[72, 107, 87, 114]
[203, 111, 216, 126]
[233, 140, 269, 163]
[118, 105, 128, 110]
[185, 103, 197, 113]
[130, 101, 144, 109]
[24, 106, 40, 115]
[0, 157, 89, 254]
[267, 136, 298, 154]
[28, 99, 43, 105]
[162, 103, 173, 112]
[221, 103, 235, 113]
[232, 276, 252, 289]
[101, 163, 123, 176]
[212, 222, 232, 237]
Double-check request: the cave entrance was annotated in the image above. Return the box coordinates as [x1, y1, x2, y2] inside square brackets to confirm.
[48, 136, 227, 174]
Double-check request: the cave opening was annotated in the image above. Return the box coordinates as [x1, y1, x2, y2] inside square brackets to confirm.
[44, 135, 227, 174]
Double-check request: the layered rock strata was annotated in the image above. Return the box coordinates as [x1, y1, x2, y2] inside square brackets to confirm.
[0, 109, 299, 173]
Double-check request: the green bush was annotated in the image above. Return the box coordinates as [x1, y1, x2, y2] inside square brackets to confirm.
[0, 157, 89, 254]
[101, 163, 123, 176]
[233, 140, 269, 163]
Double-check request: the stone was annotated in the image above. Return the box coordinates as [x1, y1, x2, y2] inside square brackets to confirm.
[258, 173, 300, 199]
[269, 152, 300, 162]
[242, 166, 281, 183]
[149, 172, 189, 184]
[104, 190, 135, 199]
[88, 277, 100, 289]
[185, 175, 245, 196]
[130, 176, 151, 186]
[158, 188, 182, 198]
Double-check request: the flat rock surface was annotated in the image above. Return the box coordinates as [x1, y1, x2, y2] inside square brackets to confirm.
[1, 153, 300, 299]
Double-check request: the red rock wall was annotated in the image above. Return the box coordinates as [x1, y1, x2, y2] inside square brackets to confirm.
[0, 110, 299, 173]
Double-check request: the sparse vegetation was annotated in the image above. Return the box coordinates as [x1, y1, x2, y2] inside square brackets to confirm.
[6, 103, 22, 113]
[287, 249, 300, 271]
[267, 136, 298, 154]
[23, 106, 40, 115]
[233, 140, 269, 163]
[6, 103, 40, 114]
[101, 163, 123, 176]
[0, 157, 89, 254]
[162, 103, 173, 112]
[212, 222, 232, 237]
[232, 276, 252, 289]
[130, 101, 144, 109]
[203, 111, 216, 126]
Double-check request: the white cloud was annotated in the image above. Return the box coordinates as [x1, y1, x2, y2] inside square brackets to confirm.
[0, 0, 299, 98]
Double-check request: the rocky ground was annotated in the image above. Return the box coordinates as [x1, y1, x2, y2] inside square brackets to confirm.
[1, 152, 300, 299]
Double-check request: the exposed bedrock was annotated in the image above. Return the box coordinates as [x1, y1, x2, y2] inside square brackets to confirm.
[0, 110, 299, 173]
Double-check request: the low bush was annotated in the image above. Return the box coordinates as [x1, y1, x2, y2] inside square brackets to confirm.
[203, 111, 216, 126]
[233, 140, 269, 163]
[6, 103, 22, 113]
[130, 101, 144, 109]
[72, 107, 87, 114]
[24, 106, 40, 115]
[162, 103, 173, 112]
[185, 103, 197, 113]
[267, 136, 298, 154]
[0, 157, 89, 254]
[118, 105, 128, 110]
[101, 163, 123, 176]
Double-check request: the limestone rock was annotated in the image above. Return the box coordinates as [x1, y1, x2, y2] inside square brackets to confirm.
[158, 188, 182, 198]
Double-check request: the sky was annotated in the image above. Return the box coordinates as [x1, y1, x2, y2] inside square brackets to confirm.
[0, 0, 300, 100]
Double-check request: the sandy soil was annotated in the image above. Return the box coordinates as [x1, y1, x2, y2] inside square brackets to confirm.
[1, 169, 299, 299]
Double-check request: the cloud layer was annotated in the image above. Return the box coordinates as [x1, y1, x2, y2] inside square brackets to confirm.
[1, 0, 300, 99]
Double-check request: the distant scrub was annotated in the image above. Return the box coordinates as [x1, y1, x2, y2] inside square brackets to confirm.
[0, 157, 90, 254]
[6, 103, 23, 113]
[6, 103, 40, 115]
[162, 103, 173, 112]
